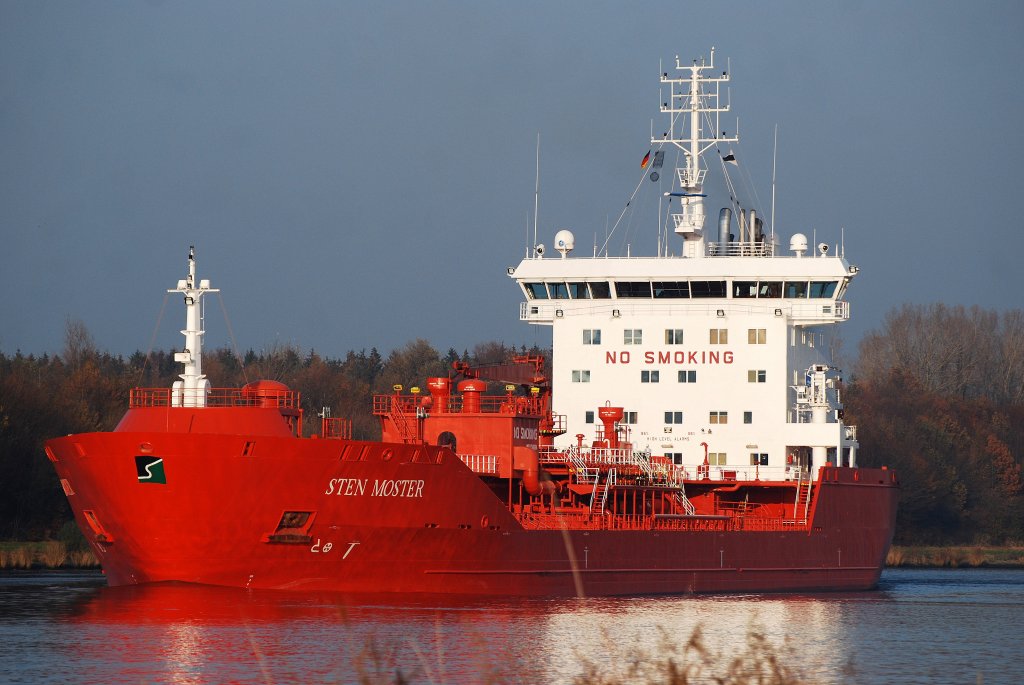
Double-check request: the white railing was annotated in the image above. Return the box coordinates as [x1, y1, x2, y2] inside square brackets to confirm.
[520, 300, 848, 322]
[457, 454, 500, 475]
[706, 241, 775, 257]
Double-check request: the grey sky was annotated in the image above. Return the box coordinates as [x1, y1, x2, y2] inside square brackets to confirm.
[2, 1, 1022, 360]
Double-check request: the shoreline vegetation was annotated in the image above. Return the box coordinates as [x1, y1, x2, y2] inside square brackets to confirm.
[3, 541, 1022, 571]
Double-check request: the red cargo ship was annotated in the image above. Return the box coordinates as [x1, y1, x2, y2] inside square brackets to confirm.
[46, 51, 897, 595]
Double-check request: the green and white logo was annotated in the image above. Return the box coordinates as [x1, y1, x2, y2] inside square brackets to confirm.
[135, 456, 166, 484]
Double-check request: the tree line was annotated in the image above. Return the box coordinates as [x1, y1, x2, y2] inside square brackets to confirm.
[1, 303, 1022, 544]
[847, 304, 1024, 545]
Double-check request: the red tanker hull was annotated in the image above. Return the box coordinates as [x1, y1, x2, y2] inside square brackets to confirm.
[46, 414, 898, 597]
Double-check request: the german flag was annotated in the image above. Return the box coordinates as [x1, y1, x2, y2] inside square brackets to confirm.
[640, 150, 651, 169]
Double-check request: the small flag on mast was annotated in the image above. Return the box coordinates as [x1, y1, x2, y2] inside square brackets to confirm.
[640, 150, 651, 169]
[722, 150, 738, 165]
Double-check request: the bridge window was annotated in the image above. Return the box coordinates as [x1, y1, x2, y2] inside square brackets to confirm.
[548, 282, 569, 299]
[733, 281, 757, 298]
[809, 281, 839, 298]
[525, 283, 548, 299]
[569, 282, 590, 299]
[758, 281, 783, 297]
[690, 280, 727, 298]
[588, 282, 612, 299]
[653, 281, 689, 298]
[615, 281, 652, 298]
[784, 281, 808, 298]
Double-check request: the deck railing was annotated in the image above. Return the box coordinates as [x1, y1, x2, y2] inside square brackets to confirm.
[130, 387, 301, 409]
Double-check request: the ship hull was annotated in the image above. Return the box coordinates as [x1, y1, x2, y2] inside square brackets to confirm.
[47, 429, 898, 596]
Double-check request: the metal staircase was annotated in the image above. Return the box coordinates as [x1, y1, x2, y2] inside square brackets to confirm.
[592, 468, 616, 513]
[793, 471, 812, 523]
[673, 486, 696, 516]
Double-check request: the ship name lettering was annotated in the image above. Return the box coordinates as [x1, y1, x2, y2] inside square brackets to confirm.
[324, 478, 368, 496]
[371, 479, 425, 498]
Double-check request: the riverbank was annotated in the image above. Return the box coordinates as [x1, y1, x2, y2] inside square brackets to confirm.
[886, 545, 1024, 568]
[0, 541, 98, 569]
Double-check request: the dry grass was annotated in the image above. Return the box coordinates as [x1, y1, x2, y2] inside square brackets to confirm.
[0, 541, 98, 569]
[39, 541, 67, 568]
[571, 626, 809, 685]
[887, 545, 1024, 567]
[0, 547, 33, 569]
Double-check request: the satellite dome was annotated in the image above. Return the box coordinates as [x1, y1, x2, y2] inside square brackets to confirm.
[789, 233, 808, 256]
[554, 229, 575, 257]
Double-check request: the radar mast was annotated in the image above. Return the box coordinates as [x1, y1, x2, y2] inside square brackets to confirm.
[656, 47, 738, 258]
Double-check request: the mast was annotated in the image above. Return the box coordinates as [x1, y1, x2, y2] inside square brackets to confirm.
[656, 47, 738, 258]
[169, 246, 219, 407]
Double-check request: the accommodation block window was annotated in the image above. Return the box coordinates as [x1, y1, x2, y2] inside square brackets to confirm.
[665, 329, 684, 344]
[664, 411, 684, 424]
[678, 370, 696, 383]
[583, 329, 602, 344]
[641, 370, 660, 383]
[748, 370, 766, 383]
[572, 370, 591, 383]
[624, 329, 643, 345]
[709, 411, 728, 424]
[710, 328, 728, 344]
[748, 328, 767, 344]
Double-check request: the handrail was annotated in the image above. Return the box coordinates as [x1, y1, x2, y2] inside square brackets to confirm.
[372, 394, 547, 417]
[130, 387, 301, 409]
[458, 453, 500, 475]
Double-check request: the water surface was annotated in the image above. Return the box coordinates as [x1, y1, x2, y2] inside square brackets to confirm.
[1, 568, 1021, 684]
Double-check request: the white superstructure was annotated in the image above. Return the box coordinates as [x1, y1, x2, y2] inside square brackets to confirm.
[169, 245, 219, 407]
[508, 50, 859, 478]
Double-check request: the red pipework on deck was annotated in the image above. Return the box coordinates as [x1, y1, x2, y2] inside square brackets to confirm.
[426, 377, 451, 413]
[598, 406, 624, 449]
[458, 380, 487, 413]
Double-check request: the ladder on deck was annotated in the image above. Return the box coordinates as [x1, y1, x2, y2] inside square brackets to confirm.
[592, 468, 616, 513]
[388, 399, 416, 443]
[567, 446, 598, 486]
[673, 486, 696, 516]
[793, 471, 812, 523]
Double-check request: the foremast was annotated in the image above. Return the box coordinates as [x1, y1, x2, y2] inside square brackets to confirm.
[169, 246, 219, 407]
[657, 47, 738, 258]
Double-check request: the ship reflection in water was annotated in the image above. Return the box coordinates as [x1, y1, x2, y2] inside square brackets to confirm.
[63, 581, 854, 683]
[0, 569, 1012, 684]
